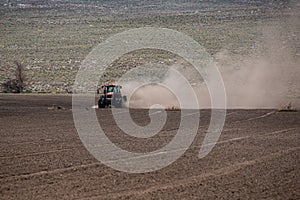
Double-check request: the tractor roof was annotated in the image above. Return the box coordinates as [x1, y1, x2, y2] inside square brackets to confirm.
[106, 83, 120, 87]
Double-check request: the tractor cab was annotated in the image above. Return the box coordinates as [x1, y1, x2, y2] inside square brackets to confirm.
[98, 84, 126, 108]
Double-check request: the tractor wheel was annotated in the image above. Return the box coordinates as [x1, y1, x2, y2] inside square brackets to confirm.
[112, 99, 122, 108]
[115, 101, 123, 108]
[98, 97, 106, 108]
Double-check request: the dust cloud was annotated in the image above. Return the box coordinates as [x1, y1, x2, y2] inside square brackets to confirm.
[119, 66, 196, 109]
[120, 38, 299, 109]
[120, 39, 299, 109]
[119, 6, 299, 109]
[122, 83, 179, 109]
[216, 16, 300, 109]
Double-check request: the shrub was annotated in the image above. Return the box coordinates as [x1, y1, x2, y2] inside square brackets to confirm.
[1, 62, 26, 93]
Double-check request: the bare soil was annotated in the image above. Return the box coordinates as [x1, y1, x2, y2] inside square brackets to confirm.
[0, 94, 299, 199]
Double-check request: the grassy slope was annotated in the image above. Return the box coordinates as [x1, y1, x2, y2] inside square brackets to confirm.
[0, 0, 297, 92]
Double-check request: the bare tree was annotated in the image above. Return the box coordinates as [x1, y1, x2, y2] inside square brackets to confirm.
[1, 62, 26, 93]
[14, 62, 26, 93]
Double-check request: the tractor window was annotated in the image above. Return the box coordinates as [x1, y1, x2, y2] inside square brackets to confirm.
[107, 86, 115, 93]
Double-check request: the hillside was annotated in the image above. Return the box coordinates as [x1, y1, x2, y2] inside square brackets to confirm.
[0, 0, 298, 92]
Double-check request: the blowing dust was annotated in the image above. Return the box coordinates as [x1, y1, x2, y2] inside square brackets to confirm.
[216, 17, 300, 109]
[120, 12, 299, 109]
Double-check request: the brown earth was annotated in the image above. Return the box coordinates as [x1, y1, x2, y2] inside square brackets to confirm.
[0, 94, 299, 199]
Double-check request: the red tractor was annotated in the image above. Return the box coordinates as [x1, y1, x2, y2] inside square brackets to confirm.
[97, 84, 127, 108]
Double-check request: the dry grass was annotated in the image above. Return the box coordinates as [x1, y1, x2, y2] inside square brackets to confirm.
[0, 1, 295, 92]
[165, 106, 181, 111]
